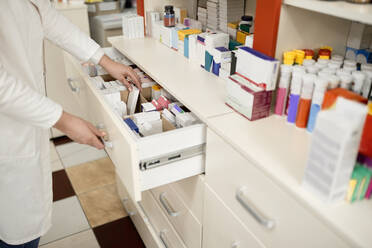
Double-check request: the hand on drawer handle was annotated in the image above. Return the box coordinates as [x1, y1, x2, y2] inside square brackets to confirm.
[236, 187, 275, 230]
[159, 192, 179, 217]
[122, 198, 135, 216]
[67, 78, 80, 93]
[159, 230, 171, 248]
[96, 123, 113, 149]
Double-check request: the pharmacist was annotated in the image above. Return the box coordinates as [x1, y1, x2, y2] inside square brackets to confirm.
[0, 1, 141, 247]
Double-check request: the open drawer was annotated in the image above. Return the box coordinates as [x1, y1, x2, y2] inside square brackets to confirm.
[83, 74, 206, 202]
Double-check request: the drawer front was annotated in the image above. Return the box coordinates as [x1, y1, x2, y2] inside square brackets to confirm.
[205, 129, 348, 248]
[116, 174, 164, 248]
[203, 185, 264, 248]
[169, 175, 205, 223]
[141, 191, 187, 248]
[151, 185, 202, 248]
[85, 76, 142, 201]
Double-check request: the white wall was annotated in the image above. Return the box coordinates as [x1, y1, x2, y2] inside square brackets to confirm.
[275, 5, 351, 59]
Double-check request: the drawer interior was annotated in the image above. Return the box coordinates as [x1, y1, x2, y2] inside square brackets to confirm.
[86, 68, 206, 201]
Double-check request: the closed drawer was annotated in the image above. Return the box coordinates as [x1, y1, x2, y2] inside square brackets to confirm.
[205, 129, 348, 248]
[79, 64, 206, 202]
[203, 184, 264, 248]
[169, 175, 204, 223]
[116, 174, 164, 248]
[141, 190, 187, 248]
[151, 184, 202, 248]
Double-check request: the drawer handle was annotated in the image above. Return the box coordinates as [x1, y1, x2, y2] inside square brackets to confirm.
[159, 192, 179, 217]
[236, 187, 275, 230]
[67, 78, 80, 93]
[159, 230, 171, 248]
[122, 197, 135, 216]
[96, 123, 113, 149]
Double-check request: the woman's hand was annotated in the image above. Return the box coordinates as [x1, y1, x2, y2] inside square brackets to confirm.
[99, 55, 141, 91]
[54, 111, 105, 150]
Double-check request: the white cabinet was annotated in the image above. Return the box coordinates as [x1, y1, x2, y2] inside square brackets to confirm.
[205, 128, 348, 248]
[46, 3, 90, 138]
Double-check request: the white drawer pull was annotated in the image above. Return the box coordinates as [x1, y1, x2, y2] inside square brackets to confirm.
[96, 123, 113, 149]
[122, 197, 135, 216]
[236, 187, 275, 230]
[67, 78, 80, 93]
[159, 192, 179, 217]
[159, 230, 171, 248]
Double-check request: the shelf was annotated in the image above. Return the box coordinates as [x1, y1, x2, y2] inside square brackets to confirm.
[284, 0, 372, 25]
[208, 113, 372, 248]
[108, 36, 233, 124]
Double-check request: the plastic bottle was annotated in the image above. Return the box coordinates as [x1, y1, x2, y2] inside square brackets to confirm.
[321, 67, 336, 75]
[344, 59, 357, 67]
[340, 74, 353, 90]
[318, 71, 332, 79]
[296, 74, 316, 128]
[307, 78, 328, 132]
[315, 61, 328, 70]
[343, 64, 357, 73]
[328, 75, 340, 89]
[275, 65, 293, 116]
[306, 65, 319, 75]
[328, 61, 342, 70]
[331, 54, 344, 63]
[303, 59, 315, 67]
[287, 69, 305, 123]
[336, 68, 351, 77]
[352, 71, 366, 94]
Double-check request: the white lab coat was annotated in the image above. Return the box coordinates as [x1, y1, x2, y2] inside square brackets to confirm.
[0, 0, 104, 245]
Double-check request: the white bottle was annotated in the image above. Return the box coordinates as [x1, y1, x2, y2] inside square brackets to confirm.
[352, 71, 366, 94]
[340, 74, 353, 90]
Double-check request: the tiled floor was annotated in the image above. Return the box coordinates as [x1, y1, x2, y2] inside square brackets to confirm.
[40, 139, 145, 248]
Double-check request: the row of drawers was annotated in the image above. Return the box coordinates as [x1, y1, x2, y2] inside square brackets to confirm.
[205, 129, 349, 248]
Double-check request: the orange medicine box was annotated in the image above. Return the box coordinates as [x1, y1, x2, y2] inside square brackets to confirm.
[322, 88, 368, 110]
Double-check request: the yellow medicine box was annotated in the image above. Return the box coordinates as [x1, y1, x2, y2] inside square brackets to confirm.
[236, 30, 249, 44]
[177, 29, 202, 41]
[228, 22, 239, 29]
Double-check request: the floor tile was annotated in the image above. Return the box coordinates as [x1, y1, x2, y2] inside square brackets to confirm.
[40, 230, 99, 248]
[52, 170, 75, 202]
[51, 159, 64, 173]
[52, 136, 73, 146]
[56, 142, 107, 168]
[40, 196, 90, 246]
[78, 184, 127, 228]
[93, 217, 145, 248]
[66, 157, 115, 194]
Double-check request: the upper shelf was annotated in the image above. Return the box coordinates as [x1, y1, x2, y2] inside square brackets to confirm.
[108, 36, 233, 124]
[283, 0, 372, 25]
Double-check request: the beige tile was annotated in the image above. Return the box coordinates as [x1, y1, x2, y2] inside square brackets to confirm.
[40, 230, 99, 248]
[66, 157, 115, 194]
[78, 184, 127, 228]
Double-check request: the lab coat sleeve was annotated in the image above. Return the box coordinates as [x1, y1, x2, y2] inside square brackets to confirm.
[35, 0, 104, 64]
[0, 63, 63, 129]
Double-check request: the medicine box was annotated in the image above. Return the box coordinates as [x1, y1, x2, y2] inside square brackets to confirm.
[226, 74, 272, 121]
[235, 46, 279, 91]
[303, 98, 368, 203]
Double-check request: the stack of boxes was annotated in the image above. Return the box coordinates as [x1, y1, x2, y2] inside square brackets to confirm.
[122, 15, 144, 39]
[219, 0, 245, 33]
[226, 46, 279, 121]
[207, 0, 219, 31]
[197, 7, 207, 30]
[345, 22, 372, 64]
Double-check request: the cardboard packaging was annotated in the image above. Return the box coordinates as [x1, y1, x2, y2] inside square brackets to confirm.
[226, 74, 272, 121]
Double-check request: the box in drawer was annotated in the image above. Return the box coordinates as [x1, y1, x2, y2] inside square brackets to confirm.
[83, 72, 206, 202]
[151, 184, 202, 248]
[205, 129, 348, 248]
